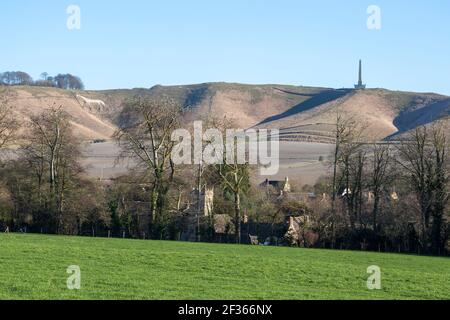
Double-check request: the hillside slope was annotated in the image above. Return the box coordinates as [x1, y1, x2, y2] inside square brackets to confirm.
[3, 83, 450, 141]
[144, 83, 450, 140]
[145, 83, 331, 129]
[5, 86, 125, 140]
[255, 89, 450, 141]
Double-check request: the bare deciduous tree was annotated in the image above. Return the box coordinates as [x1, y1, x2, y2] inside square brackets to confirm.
[397, 124, 449, 253]
[368, 143, 393, 232]
[0, 87, 19, 150]
[210, 117, 251, 244]
[25, 105, 82, 233]
[114, 97, 182, 235]
[330, 111, 364, 246]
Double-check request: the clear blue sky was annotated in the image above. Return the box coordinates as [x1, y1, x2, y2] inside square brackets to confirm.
[1, 0, 450, 94]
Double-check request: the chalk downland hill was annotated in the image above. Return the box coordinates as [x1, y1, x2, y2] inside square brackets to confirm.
[4, 83, 450, 141]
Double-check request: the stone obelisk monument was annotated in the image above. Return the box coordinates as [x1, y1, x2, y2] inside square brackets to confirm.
[354, 59, 366, 90]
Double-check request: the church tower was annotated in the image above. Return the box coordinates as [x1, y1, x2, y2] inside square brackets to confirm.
[354, 59, 366, 90]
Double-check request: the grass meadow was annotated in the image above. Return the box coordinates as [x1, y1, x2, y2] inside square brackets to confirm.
[0, 233, 449, 300]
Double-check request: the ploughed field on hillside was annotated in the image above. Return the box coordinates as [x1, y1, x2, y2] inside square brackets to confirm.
[0, 234, 449, 300]
[82, 140, 334, 185]
[0, 138, 333, 185]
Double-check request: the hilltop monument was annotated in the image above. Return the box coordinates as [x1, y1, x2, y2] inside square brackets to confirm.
[354, 59, 366, 90]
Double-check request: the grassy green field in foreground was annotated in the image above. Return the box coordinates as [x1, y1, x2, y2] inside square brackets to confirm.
[0, 234, 449, 300]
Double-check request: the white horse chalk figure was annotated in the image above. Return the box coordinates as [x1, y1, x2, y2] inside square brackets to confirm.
[77, 95, 106, 110]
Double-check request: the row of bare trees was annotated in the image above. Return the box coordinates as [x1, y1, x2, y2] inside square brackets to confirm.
[0, 93, 251, 243]
[0, 88, 108, 235]
[113, 99, 251, 242]
[328, 112, 449, 254]
[397, 126, 449, 253]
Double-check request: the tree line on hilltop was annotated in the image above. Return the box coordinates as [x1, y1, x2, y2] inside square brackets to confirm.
[0, 71, 84, 90]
